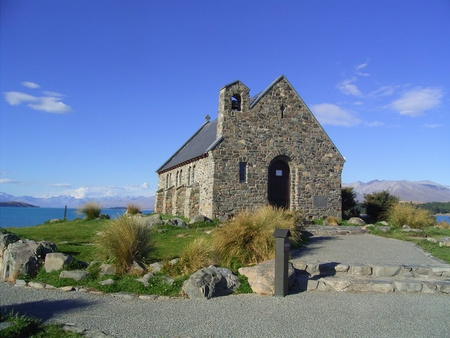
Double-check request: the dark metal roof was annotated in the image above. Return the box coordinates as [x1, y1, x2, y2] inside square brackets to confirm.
[156, 119, 220, 173]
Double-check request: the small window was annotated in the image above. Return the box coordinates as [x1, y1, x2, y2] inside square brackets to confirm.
[239, 162, 247, 183]
[192, 165, 196, 183]
[187, 167, 191, 185]
[179, 170, 182, 186]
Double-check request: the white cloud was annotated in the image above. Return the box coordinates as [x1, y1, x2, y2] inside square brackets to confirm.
[21, 81, 40, 89]
[45, 183, 72, 188]
[311, 103, 361, 127]
[0, 178, 20, 184]
[336, 78, 362, 96]
[3, 91, 72, 113]
[355, 60, 369, 70]
[370, 86, 395, 97]
[4, 92, 36, 105]
[389, 87, 443, 117]
[422, 124, 444, 128]
[365, 121, 385, 127]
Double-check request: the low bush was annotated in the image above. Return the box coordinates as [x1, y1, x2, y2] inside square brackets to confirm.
[387, 203, 436, 229]
[77, 201, 101, 220]
[212, 206, 303, 267]
[96, 216, 154, 274]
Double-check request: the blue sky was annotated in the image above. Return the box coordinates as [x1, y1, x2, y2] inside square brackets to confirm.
[1, 0, 449, 199]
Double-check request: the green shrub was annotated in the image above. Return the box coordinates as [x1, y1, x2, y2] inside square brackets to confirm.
[342, 187, 359, 219]
[212, 206, 303, 267]
[363, 190, 399, 222]
[387, 203, 436, 229]
[96, 216, 154, 274]
[126, 203, 142, 215]
[77, 201, 101, 220]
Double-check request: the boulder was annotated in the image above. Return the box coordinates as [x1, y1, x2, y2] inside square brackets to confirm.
[99, 263, 117, 276]
[348, 217, 365, 226]
[167, 218, 187, 228]
[0, 233, 20, 278]
[149, 262, 163, 273]
[45, 253, 73, 272]
[1, 240, 56, 280]
[439, 237, 450, 247]
[140, 214, 165, 228]
[59, 270, 89, 281]
[189, 215, 212, 224]
[182, 265, 240, 299]
[238, 259, 296, 295]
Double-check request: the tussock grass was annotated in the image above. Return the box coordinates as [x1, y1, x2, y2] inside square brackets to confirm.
[325, 216, 340, 226]
[387, 203, 436, 229]
[126, 203, 142, 215]
[212, 206, 303, 267]
[77, 201, 101, 220]
[96, 216, 154, 274]
[177, 237, 214, 275]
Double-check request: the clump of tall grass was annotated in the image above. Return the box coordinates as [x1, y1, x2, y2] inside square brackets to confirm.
[126, 203, 142, 215]
[324, 216, 340, 226]
[177, 237, 214, 275]
[212, 206, 303, 268]
[387, 203, 436, 229]
[96, 216, 154, 274]
[77, 201, 101, 220]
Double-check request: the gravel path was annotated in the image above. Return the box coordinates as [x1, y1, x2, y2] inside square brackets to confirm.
[292, 234, 443, 265]
[1, 281, 449, 338]
[1, 234, 449, 337]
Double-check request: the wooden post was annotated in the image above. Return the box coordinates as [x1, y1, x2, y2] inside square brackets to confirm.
[64, 205, 67, 220]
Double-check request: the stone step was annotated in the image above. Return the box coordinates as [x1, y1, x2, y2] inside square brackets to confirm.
[290, 260, 450, 294]
[291, 260, 450, 280]
[293, 275, 450, 294]
[304, 225, 368, 236]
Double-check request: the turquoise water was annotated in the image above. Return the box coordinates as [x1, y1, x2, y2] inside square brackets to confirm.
[0, 207, 153, 228]
[436, 215, 450, 223]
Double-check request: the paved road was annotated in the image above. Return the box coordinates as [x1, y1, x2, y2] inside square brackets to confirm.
[1, 234, 449, 337]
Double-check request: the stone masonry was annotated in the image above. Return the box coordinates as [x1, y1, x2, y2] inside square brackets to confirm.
[155, 76, 345, 220]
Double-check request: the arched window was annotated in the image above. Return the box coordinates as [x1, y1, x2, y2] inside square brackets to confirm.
[176, 171, 179, 187]
[192, 165, 196, 183]
[231, 94, 241, 111]
[179, 170, 182, 186]
[187, 167, 191, 185]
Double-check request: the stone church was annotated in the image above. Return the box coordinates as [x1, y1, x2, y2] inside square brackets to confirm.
[155, 75, 345, 221]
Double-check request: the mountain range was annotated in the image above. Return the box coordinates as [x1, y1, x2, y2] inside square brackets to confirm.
[0, 192, 155, 209]
[343, 180, 450, 203]
[1, 180, 449, 208]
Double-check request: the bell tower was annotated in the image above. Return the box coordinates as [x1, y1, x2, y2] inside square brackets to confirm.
[217, 80, 250, 138]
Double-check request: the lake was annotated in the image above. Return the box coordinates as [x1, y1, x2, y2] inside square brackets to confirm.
[0, 207, 153, 228]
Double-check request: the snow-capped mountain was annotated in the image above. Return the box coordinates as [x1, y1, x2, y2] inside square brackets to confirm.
[0, 192, 155, 209]
[343, 180, 450, 203]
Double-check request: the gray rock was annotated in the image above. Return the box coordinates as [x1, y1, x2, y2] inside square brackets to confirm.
[168, 217, 187, 228]
[370, 280, 394, 292]
[320, 277, 352, 291]
[136, 272, 154, 286]
[182, 265, 239, 299]
[59, 270, 89, 281]
[349, 264, 372, 276]
[99, 263, 117, 276]
[439, 237, 450, 247]
[238, 259, 295, 295]
[98, 278, 115, 285]
[149, 262, 163, 273]
[28, 281, 46, 289]
[394, 280, 423, 292]
[348, 217, 365, 226]
[189, 214, 212, 224]
[2, 239, 56, 280]
[373, 265, 402, 277]
[45, 252, 73, 272]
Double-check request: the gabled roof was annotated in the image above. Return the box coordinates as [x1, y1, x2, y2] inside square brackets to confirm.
[250, 74, 285, 108]
[156, 119, 221, 173]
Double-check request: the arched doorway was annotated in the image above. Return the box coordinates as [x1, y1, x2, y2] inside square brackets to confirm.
[268, 157, 290, 209]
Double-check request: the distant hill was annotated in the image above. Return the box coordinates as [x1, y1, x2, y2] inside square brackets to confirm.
[0, 192, 155, 209]
[0, 201, 39, 208]
[343, 180, 450, 203]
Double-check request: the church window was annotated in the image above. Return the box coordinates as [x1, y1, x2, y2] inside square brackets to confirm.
[192, 165, 196, 183]
[187, 167, 191, 185]
[179, 170, 182, 186]
[239, 162, 247, 183]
